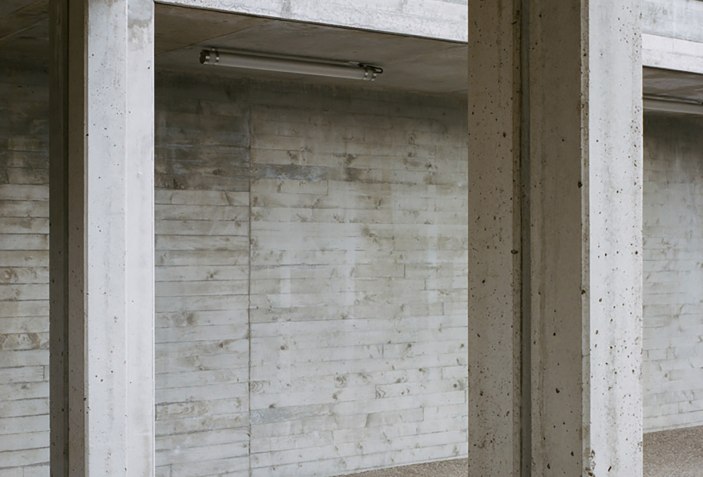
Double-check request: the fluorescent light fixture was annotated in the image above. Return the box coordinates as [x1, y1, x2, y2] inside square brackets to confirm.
[644, 94, 703, 116]
[200, 49, 383, 81]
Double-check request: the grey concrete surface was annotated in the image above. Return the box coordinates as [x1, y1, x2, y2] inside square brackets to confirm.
[152, 73, 468, 476]
[645, 426, 703, 477]
[468, 0, 643, 474]
[5, 0, 703, 48]
[157, 0, 468, 42]
[643, 0, 703, 44]
[49, 0, 156, 474]
[643, 115, 703, 432]
[155, 5, 468, 96]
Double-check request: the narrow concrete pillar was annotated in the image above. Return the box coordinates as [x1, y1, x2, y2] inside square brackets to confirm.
[468, 1, 643, 476]
[49, 0, 155, 475]
[467, 0, 523, 475]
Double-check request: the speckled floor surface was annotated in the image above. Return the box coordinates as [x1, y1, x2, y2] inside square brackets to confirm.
[339, 426, 703, 477]
[645, 426, 703, 477]
[342, 459, 467, 477]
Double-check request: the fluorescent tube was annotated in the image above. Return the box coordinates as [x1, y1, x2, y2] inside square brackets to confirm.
[200, 49, 383, 81]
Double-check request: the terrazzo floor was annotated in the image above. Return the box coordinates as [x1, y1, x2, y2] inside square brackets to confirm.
[644, 426, 703, 477]
[343, 458, 467, 477]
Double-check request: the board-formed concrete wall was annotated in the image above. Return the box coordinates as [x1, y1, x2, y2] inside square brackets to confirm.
[154, 73, 468, 476]
[0, 65, 467, 477]
[643, 113, 703, 432]
[2, 43, 703, 477]
[246, 81, 468, 476]
[154, 75, 253, 476]
[0, 64, 50, 476]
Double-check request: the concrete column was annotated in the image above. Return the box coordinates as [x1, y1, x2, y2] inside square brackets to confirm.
[49, 0, 155, 475]
[468, 1, 643, 476]
[467, 0, 523, 475]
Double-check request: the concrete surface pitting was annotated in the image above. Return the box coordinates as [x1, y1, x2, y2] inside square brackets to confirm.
[645, 426, 703, 477]
[342, 459, 468, 477]
[468, 0, 643, 474]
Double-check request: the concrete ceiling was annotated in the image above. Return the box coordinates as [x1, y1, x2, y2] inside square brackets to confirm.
[155, 5, 468, 95]
[0, 2, 467, 95]
[0, 1, 48, 66]
[643, 67, 703, 103]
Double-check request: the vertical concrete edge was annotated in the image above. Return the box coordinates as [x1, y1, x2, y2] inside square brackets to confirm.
[468, 1, 523, 475]
[125, 0, 156, 474]
[49, 0, 70, 473]
[49, 0, 156, 474]
[586, 0, 643, 474]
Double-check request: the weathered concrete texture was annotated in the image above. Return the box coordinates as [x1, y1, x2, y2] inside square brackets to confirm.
[342, 458, 467, 477]
[469, 0, 643, 475]
[0, 62, 467, 477]
[48, 0, 156, 474]
[528, 1, 643, 472]
[154, 75, 252, 477]
[643, 0, 703, 44]
[644, 426, 703, 477]
[153, 72, 468, 476]
[643, 114, 703, 432]
[642, 0, 703, 75]
[247, 82, 468, 476]
[155, 5, 468, 96]
[0, 64, 50, 476]
[581, 1, 643, 475]
[466, 1, 521, 474]
[157, 0, 468, 42]
[159, 0, 703, 46]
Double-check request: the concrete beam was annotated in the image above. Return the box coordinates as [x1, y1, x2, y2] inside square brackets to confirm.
[643, 34, 703, 75]
[49, 0, 155, 474]
[642, 0, 703, 44]
[156, 0, 468, 42]
[468, 0, 643, 475]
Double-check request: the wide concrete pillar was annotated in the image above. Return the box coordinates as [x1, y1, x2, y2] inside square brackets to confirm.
[468, 1, 642, 476]
[49, 0, 155, 474]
